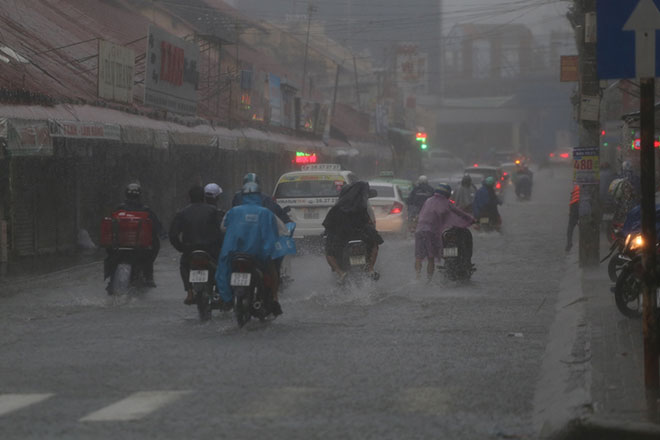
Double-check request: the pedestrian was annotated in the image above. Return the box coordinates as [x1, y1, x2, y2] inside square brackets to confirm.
[566, 184, 580, 252]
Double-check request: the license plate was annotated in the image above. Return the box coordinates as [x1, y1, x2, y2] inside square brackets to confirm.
[189, 270, 208, 283]
[480, 217, 490, 225]
[303, 208, 320, 219]
[230, 272, 252, 286]
[349, 255, 367, 266]
[443, 247, 459, 257]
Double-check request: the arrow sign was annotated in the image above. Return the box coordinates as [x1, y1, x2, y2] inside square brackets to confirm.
[623, 0, 660, 78]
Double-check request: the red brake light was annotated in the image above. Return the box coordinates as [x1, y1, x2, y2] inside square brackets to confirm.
[503, 172, 508, 176]
[496, 182, 501, 190]
[549, 153, 555, 158]
[560, 153, 570, 158]
[473, 163, 479, 167]
[389, 202, 403, 215]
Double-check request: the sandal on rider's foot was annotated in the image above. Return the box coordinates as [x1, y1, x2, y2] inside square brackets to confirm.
[337, 272, 347, 284]
[183, 290, 195, 305]
[271, 301, 283, 317]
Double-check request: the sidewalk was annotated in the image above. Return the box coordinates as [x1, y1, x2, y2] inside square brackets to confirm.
[552, 237, 660, 439]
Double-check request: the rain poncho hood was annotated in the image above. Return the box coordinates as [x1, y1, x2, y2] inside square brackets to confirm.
[335, 181, 370, 213]
[416, 194, 474, 238]
[473, 185, 500, 219]
[215, 193, 280, 302]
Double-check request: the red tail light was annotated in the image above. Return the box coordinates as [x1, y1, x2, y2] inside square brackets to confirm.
[496, 182, 501, 190]
[389, 202, 403, 214]
[549, 152, 555, 158]
[560, 153, 570, 159]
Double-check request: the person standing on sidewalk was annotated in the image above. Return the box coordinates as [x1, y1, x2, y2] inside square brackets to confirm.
[565, 184, 580, 252]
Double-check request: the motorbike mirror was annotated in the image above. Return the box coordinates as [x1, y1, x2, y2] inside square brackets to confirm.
[368, 189, 378, 198]
[283, 206, 291, 214]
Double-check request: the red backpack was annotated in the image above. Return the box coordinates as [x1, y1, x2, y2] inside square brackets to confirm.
[100, 210, 153, 249]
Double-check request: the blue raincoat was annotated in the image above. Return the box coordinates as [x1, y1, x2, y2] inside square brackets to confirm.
[215, 194, 280, 302]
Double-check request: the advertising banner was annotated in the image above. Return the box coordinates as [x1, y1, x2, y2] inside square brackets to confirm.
[49, 120, 121, 140]
[98, 40, 135, 103]
[396, 44, 428, 89]
[560, 55, 579, 82]
[6, 119, 53, 156]
[145, 25, 200, 115]
[268, 73, 282, 126]
[573, 146, 600, 184]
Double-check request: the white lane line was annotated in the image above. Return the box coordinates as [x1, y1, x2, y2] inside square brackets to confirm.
[0, 393, 54, 416]
[80, 390, 191, 422]
[398, 387, 450, 415]
[239, 387, 319, 418]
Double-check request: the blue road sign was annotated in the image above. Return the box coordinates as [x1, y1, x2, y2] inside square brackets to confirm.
[597, 0, 660, 79]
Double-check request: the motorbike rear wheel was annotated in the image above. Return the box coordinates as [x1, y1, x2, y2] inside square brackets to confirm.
[194, 285, 212, 321]
[109, 263, 132, 295]
[614, 262, 643, 319]
[233, 288, 252, 328]
[607, 253, 625, 283]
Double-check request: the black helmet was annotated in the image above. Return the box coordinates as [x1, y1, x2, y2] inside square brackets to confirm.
[461, 175, 472, 186]
[125, 182, 141, 200]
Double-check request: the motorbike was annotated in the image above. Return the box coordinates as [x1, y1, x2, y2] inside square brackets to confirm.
[189, 250, 221, 321]
[439, 227, 475, 282]
[514, 174, 533, 201]
[101, 210, 153, 295]
[338, 239, 379, 285]
[229, 254, 273, 327]
[612, 233, 656, 318]
[600, 224, 628, 282]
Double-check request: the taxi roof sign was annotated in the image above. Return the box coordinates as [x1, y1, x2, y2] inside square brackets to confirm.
[301, 164, 341, 171]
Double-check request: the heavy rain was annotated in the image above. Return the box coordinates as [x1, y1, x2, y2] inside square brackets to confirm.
[0, 1, 658, 439]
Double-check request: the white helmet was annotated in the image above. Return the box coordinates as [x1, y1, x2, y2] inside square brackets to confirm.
[418, 175, 428, 184]
[204, 183, 222, 200]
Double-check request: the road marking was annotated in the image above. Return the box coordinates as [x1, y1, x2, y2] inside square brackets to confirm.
[80, 390, 191, 422]
[0, 393, 54, 416]
[398, 387, 450, 415]
[239, 387, 319, 418]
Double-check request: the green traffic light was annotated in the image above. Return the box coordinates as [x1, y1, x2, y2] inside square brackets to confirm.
[420, 143, 428, 150]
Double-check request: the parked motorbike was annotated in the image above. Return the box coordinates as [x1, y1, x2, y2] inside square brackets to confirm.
[101, 210, 153, 295]
[189, 250, 221, 321]
[600, 224, 627, 282]
[229, 254, 273, 327]
[613, 233, 652, 318]
[439, 227, 475, 282]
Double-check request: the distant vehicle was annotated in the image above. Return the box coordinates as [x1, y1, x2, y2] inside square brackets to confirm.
[494, 150, 526, 166]
[372, 171, 413, 200]
[499, 162, 518, 186]
[273, 164, 359, 239]
[463, 165, 504, 194]
[422, 149, 465, 174]
[548, 148, 572, 165]
[367, 181, 407, 234]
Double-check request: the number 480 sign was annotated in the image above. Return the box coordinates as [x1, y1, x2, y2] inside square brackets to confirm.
[573, 146, 600, 184]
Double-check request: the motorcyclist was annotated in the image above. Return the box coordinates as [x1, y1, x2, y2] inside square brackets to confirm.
[216, 182, 284, 316]
[169, 185, 224, 305]
[513, 164, 533, 199]
[204, 182, 226, 226]
[106, 182, 162, 288]
[609, 173, 636, 226]
[453, 175, 477, 213]
[322, 181, 383, 283]
[407, 175, 435, 231]
[472, 176, 502, 229]
[232, 173, 292, 224]
[415, 183, 475, 281]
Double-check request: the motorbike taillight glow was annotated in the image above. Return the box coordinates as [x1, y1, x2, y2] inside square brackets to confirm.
[496, 181, 501, 190]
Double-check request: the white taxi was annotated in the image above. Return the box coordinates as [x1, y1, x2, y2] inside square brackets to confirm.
[273, 164, 359, 239]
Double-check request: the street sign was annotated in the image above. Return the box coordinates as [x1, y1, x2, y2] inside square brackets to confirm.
[597, 0, 660, 79]
[573, 147, 600, 185]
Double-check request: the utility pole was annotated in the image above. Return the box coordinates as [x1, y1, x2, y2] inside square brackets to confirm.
[331, 62, 341, 118]
[353, 55, 361, 109]
[301, 2, 317, 98]
[575, 0, 600, 267]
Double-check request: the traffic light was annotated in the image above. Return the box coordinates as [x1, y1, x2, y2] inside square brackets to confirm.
[416, 132, 428, 150]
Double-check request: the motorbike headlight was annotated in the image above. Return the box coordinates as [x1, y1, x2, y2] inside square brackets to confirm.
[630, 235, 644, 250]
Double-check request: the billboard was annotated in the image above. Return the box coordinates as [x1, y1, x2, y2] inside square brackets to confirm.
[396, 44, 428, 89]
[144, 25, 200, 115]
[98, 40, 135, 103]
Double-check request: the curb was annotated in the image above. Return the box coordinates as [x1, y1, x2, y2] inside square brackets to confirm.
[555, 417, 660, 440]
